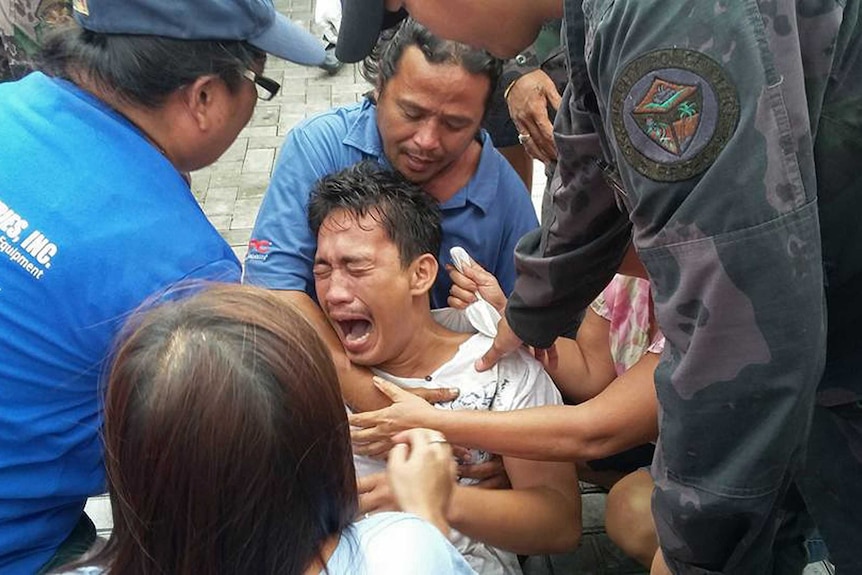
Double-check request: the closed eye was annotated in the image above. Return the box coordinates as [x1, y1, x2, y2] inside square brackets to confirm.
[444, 118, 471, 131]
[402, 108, 422, 121]
[345, 263, 374, 276]
[312, 263, 332, 279]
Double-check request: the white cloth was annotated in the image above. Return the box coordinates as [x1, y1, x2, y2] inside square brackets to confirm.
[354, 309, 563, 575]
[447, 246, 502, 338]
[314, 0, 341, 44]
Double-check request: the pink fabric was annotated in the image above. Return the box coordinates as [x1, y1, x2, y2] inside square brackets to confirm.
[590, 274, 665, 376]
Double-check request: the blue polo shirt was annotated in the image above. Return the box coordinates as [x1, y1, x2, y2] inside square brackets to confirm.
[244, 98, 538, 308]
[0, 73, 240, 573]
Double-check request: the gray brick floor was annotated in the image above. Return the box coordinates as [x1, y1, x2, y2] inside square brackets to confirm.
[188, 9, 374, 263]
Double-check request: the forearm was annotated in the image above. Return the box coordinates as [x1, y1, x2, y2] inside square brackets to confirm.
[546, 331, 616, 403]
[541, 336, 592, 401]
[415, 407, 593, 462]
[414, 364, 656, 461]
[400, 498, 451, 535]
[414, 510, 450, 536]
[448, 484, 580, 554]
[272, 290, 388, 411]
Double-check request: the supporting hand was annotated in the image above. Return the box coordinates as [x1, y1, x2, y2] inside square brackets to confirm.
[475, 315, 523, 372]
[350, 377, 449, 448]
[532, 342, 559, 372]
[388, 428, 458, 533]
[446, 260, 507, 314]
[358, 472, 399, 515]
[507, 69, 562, 163]
[458, 454, 511, 489]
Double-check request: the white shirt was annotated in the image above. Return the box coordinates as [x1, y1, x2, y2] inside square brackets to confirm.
[354, 308, 563, 575]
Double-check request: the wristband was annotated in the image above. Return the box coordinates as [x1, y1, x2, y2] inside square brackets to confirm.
[503, 76, 522, 101]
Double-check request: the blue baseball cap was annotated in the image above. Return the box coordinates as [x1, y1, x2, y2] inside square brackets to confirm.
[71, 0, 325, 66]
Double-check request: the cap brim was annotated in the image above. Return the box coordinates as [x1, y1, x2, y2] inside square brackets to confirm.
[249, 13, 325, 66]
[337, 0, 400, 63]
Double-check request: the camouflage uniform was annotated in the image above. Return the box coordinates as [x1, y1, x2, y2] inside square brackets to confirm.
[1, 0, 71, 81]
[507, 1, 862, 573]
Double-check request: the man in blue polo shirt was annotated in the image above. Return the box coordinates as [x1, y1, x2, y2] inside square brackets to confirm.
[246, 18, 538, 411]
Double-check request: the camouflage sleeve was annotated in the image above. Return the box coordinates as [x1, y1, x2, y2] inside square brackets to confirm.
[500, 19, 566, 97]
[579, 1, 837, 572]
[1, 0, 73, 80]
[505, 82, 632, 349]
[499, 45, 540, 98]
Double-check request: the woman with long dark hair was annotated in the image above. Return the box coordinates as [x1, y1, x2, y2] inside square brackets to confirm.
[58, 284, 473, 575]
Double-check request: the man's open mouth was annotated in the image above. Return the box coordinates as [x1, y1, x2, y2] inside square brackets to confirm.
[336, 318, 373, 349]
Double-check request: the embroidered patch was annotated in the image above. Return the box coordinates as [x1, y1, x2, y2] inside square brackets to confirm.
[611, 49, 738, 182]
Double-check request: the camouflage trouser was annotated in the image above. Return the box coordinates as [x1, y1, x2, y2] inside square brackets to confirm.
[797, 403, 862, 573]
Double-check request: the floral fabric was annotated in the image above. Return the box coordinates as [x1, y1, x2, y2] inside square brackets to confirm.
[590, 274, 665, 376]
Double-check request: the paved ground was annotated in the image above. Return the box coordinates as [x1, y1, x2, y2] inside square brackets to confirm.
[188, 0, 374, 263]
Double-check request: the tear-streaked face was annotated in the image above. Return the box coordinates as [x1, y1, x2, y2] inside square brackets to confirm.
[314, 210, 415, 367]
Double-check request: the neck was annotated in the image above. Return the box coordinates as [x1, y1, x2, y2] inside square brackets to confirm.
[423, 138, 482, 203]
[73, 70, 178, 167]
[112, 102, 175, 162]
[377, 310, 468, 378]
[302, 534, 340, 575]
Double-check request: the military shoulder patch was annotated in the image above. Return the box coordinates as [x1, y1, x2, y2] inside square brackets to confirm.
[610, 49, 739, 182]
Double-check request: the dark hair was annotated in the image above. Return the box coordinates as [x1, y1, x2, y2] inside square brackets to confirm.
[361, 18, 501, 112]
[38, 24, 262, 108]
[308, 160, 442, 267]
[75, 284, 356, 575]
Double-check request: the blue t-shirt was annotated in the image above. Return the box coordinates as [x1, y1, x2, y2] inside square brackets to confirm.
[244, 98, 538, 308]
[0, 73, 240, 574]
[59, 512, 476, 575]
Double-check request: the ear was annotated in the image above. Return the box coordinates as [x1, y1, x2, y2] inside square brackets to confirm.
[408, 253, 438, 296]
[180, 75, 221, 132]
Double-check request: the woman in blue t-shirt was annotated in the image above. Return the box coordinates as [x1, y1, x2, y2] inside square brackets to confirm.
[56, 284, 473, 575]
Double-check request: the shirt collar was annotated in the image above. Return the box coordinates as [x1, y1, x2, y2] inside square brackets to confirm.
[342, 97, 385, 157]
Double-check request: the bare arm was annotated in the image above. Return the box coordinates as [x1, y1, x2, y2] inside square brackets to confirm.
[272, 290, 390, 411]
[543, 309, 616, 403]
[352, 354, 659, 462]
[358, 447, 581, 553]
[448, 457, 581, 554]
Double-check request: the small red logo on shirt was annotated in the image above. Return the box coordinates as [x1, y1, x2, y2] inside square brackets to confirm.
[248, 239, 271, 254]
